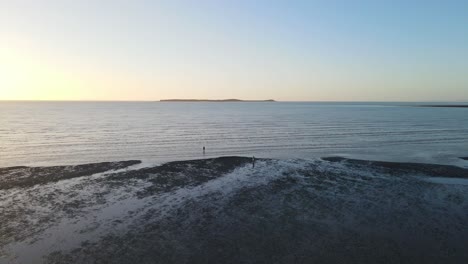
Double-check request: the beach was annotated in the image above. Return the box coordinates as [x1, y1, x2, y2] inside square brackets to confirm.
[1, 101, 468, 263]
[1, 156, 468, 263]
[3, 1, 468, 262]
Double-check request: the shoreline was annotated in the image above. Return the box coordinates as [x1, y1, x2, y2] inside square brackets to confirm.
[1, 156, 468, 263]
[1, 156, 468, 190]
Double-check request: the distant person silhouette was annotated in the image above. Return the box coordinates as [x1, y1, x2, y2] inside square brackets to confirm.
[252, 156, 255, 168]
[203, 146, 205, 155]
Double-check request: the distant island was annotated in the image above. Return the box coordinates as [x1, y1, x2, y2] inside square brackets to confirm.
[160, 99, 276, 102]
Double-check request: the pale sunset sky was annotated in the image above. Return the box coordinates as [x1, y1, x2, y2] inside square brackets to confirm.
[0, 0, 467, 101]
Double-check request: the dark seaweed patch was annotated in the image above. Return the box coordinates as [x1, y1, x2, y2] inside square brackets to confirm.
[0, 160, 141, 190]
[323, 157, 468, 178]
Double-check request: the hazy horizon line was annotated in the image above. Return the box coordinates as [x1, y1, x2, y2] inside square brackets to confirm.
[1, 99, 467, 103]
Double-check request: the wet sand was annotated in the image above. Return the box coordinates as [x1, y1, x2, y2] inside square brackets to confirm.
[1, 157, 467, 263]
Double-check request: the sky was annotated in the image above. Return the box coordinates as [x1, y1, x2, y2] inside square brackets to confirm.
[0, 0, 467, 101]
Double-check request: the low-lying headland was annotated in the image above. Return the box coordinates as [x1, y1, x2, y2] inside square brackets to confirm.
[160, 99, 275, 102]
[417, 104, 468, 108]
[1, 156, 467, 263]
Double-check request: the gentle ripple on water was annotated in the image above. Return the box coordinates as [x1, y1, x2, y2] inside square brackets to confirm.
[0, 101, 467, 167]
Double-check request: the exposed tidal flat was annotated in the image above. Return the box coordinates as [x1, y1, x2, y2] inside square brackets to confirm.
[1, 156, 468, 263]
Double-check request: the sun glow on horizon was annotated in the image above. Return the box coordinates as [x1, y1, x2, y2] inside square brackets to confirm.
[0, 39, 157, 101]
[1, 1, 468, 102]
[0, 42, 83, 100]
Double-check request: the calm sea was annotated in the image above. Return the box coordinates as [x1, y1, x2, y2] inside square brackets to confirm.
[1, 101, 467, 167]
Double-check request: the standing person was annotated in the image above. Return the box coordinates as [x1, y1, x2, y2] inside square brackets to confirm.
[252, 156, 255, 168]
[203, 146, 205, 155]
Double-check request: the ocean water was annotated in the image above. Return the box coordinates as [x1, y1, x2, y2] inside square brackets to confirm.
[1, 101, 467, 167]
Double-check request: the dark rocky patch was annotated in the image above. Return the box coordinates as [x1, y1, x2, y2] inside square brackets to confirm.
[0, 160, 141, 190]
[106, 156, 253, 197]
[460, 157, 468, 161]
[323, 156, 468, 178]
